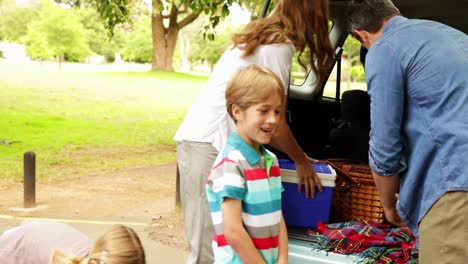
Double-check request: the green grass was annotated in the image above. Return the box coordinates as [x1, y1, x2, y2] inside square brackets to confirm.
[0, 62, 207, 182]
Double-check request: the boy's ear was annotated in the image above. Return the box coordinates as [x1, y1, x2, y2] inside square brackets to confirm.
[232, 104, 242, 121]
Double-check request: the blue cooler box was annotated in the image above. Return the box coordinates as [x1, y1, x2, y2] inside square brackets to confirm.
[279, 158, 337, 228]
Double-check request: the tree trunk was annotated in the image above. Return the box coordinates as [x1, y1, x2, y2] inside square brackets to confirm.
[165, 28, 179, 71]
[151, 21, 178, 71]
[151, 1, 199, 71]
[57, 55, 63, 69]
[151, 1, 178, 71]
[151, 1, 168, 70]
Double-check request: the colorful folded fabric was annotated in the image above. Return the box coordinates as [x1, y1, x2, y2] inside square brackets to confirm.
[306, 220, 418, 264]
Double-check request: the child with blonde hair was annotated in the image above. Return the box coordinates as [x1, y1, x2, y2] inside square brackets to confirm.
[0, 220, 145, 264]
[206, 65, 288, 264]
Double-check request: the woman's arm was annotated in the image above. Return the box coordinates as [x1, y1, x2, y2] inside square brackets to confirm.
[269, 100, 323, 198]
[276, 214, 288, 264]
[221, 198, 266, 264]
[259, 44, 323, 198]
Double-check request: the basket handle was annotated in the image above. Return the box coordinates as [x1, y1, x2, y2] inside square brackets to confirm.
[323, 159, 361, 185]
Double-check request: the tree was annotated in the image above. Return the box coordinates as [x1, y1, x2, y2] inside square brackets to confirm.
[120, 15, 153, 63]
[77, 6, 126, 62]
[91, 0, 265, 71]
[23, 23, 54, 60]
[23, 2, 90, 65]
[189, 19, 242, 72]
[0, 0, 40, 43]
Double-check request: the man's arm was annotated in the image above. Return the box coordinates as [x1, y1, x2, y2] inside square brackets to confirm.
[372, 172, 405, 226]
[221, 198, 265, 264]
[366, 43, 407, 226]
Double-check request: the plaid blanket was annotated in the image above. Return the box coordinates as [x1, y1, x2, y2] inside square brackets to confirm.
[307, 220, 419, 264]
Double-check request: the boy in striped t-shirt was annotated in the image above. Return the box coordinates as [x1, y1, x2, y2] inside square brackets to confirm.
[206, 65, 288, 264]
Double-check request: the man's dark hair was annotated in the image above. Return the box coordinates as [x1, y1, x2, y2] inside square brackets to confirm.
[347, 0, 400, 35]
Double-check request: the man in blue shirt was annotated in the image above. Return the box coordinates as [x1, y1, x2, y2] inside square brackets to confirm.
[347, 1, 468, 263]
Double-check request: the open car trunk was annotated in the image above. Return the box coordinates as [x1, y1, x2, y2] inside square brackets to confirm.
[260, 0, 468, 263]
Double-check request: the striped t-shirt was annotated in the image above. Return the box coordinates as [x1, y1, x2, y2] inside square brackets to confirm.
[206, 133, 283, 264]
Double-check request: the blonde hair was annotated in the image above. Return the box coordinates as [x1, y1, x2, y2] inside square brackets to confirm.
[49, 225, 146, 264]
[226, 65, 285, 122]
[232, 0, 334, 86]
[49, 249, 80, 264]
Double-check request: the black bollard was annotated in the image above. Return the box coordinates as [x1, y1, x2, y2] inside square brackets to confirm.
[24, 152, 36, 208]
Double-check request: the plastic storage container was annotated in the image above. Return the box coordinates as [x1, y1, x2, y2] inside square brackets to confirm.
[279, 158, 337, 228]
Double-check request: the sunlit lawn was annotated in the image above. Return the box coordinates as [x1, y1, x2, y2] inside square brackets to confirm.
[0, 61, 207, 182]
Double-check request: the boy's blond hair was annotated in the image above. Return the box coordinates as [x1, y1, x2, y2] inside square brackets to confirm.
[226, 65, 285, 122]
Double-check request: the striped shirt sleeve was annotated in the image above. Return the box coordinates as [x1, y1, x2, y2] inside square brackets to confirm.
[209, 157, 245, 202]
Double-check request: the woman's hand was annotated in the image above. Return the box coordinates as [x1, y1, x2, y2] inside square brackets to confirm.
[294, 156, 323, 198]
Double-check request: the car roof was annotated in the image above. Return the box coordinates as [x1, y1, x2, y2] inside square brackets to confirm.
[331, 0, 468, 34]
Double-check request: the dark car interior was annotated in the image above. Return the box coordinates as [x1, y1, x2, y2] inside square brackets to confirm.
[265, 0, 468, 163]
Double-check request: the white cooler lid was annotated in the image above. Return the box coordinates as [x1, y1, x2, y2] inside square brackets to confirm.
[281, 165, 337, 187]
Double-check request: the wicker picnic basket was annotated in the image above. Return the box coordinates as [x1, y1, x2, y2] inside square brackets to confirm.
[326, 159, 386, 223]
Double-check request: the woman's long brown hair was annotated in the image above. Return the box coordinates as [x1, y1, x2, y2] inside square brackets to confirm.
[232, 0, 334, 86]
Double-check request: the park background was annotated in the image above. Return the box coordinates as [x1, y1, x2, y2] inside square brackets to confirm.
[0, 0, 366, 185]
[0, 1, 366, 259]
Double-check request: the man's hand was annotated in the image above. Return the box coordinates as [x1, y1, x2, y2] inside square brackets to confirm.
[383, 205, 406, 227]
[372, 172, 406, 227]
[295, 156, 323, 198]
[383, 193, 406, 226]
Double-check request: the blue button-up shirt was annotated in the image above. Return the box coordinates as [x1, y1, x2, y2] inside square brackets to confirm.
[366, 16, 468, 234]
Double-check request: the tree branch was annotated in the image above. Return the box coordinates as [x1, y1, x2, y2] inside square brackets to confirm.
[168, 2, 179, 27]
[178, 12, 199, 29]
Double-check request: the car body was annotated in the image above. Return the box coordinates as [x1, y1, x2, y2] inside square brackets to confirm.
[260, 0, 468, 263]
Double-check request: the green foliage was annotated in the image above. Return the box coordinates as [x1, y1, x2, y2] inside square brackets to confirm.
[351, 64, 365, 82]
[23, 24, 54, 60]
[0, 1, 40, 43]
[77, 6, 125, 61]
[53, 0, 85, 7]
[120, 16, 152, 63]
[89, 0, 264, 48]
[190, 22, 241, 66]
[44, 7, 90, 61]
[189, 0, 263, 40]
[88, 0, 131, 37]
[343, 36, 362, 66]
[252, 0, 276, 18]
[22, 2, 90, 61]
[343, 36, 365, 82]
